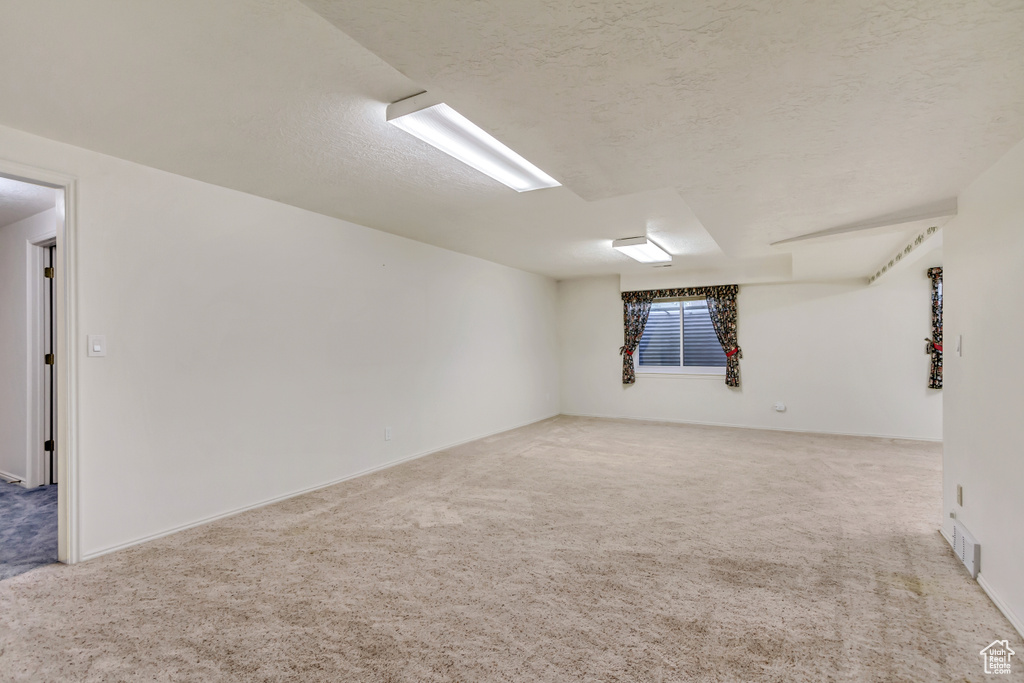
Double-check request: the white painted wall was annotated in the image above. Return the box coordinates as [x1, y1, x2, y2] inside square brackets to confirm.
[0, 123, 559, 559]
[942, 137, 1024, 636]
[0, 207, 56, 484]
[558, 265, 942, 440]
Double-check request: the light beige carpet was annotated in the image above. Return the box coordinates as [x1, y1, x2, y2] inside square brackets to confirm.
[1, 416, 1021, 682]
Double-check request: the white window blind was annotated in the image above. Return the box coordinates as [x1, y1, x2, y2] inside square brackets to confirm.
[637, 298, 726, 371]
[682, 300, 727, 367]
[638, 301, 680, 366]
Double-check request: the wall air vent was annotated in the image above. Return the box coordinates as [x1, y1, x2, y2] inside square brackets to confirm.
[950, 519, 981, 579]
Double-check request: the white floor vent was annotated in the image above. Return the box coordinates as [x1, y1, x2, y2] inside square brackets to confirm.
[951, 520, 981, 579]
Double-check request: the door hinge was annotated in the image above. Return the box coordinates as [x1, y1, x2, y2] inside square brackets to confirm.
[44, 353, 55, 365]
[44, 440, 54, 452]
[44, 267, 54, 279]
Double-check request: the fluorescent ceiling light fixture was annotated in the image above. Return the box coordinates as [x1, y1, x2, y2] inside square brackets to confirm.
[387, 92, 560, 192]
[612, 236, 672, 263]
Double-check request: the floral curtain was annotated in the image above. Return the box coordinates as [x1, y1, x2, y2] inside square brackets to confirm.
[619, 295, 654, 384]
[621, 284, 741, 387]
[927, 267, 943, 389]
[705, 286, 742, 387]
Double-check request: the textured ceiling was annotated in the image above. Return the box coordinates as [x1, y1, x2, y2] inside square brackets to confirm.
[0, 176, 57, 229]
[304, 0, 1024, 256]
[0, 0, 1021, 280]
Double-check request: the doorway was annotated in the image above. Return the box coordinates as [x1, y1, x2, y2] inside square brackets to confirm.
[0, 165, 76, 574]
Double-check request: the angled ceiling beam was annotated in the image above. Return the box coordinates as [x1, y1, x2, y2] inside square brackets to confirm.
[770, 198, 957, 246]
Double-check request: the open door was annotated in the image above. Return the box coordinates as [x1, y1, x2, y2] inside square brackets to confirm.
[45, 243, 56, 485]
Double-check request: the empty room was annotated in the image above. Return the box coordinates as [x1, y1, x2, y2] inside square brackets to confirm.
[1, 1, 1022, 681]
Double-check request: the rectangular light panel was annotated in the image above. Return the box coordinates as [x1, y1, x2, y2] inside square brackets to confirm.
[612, 236, 672, 263]
[387, 93, 560, 193]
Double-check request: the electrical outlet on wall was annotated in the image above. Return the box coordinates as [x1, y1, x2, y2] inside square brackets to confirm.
[773, 402, 786, 413]
[385, 427, 392, 441]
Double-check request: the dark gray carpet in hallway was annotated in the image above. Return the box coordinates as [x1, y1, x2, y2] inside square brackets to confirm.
[0, 479, 58, 580]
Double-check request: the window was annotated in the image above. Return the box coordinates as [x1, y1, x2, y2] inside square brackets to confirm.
[637, 298, 726, 374]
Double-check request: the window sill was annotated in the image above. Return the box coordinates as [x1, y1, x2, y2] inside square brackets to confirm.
[635, 369, 726, 380]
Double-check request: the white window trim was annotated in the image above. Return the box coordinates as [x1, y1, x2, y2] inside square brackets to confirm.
[636, 296, 726, 376]
[636, 365, 725, 376]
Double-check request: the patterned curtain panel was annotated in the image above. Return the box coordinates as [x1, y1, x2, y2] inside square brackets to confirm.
[619, 294, 654, 384]
[928, 267, 943, 389]
[621, 285, 741, 387]
[704, 286, 742, 387]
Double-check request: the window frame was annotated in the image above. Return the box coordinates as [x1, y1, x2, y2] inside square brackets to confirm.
[635, 296, 727, 376]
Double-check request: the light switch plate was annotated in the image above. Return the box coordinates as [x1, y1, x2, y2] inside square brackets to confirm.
[87, 334, 107, 357]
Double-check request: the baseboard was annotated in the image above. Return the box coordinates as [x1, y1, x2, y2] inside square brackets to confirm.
[79, 413, 559, 562]
[560, 411, 942, 443]
[0, 469, 26, 485]
[978, 574, 1024, 640]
